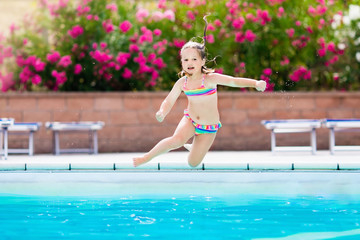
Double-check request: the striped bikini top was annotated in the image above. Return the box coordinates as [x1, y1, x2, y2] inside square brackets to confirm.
[183, 76, 217, 96]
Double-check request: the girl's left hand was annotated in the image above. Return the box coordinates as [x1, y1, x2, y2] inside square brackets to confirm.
[255, 80, 267, 92]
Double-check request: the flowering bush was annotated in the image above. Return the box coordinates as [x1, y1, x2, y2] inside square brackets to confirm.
[0, 0, 359, 92]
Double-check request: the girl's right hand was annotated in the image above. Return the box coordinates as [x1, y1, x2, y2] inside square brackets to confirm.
[156, 110, 165, 122]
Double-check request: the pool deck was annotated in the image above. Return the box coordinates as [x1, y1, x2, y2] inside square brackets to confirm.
[0, 150, 359, 171]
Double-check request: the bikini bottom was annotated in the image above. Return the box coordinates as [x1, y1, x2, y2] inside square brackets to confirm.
[184, 109, 222, 135]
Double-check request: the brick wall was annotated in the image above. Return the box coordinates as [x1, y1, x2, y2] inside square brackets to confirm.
[0, 92, 359, 153]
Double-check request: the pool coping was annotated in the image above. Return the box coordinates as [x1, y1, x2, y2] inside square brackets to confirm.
[0, 151, 359, 171]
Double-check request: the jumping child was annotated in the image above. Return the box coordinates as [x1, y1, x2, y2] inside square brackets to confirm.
[133, 17, 266, 168]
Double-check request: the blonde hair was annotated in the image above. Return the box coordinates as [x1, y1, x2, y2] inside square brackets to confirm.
[178, 16, 215, 77]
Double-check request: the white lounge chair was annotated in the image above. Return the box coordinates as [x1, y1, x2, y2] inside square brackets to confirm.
[262, 119, 322, 155]
[46, 121, 104, 155]
[8, 122, 41, 156]
[323, 119, 360, 154]
[0, 118, 14, 160]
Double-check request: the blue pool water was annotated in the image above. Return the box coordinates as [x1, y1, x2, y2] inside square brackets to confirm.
[1, 172, 360, 240]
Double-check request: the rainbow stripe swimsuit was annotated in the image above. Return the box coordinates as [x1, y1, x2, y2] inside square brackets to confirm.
[183, 76, 222, 135]
[183, 76, 217, 96]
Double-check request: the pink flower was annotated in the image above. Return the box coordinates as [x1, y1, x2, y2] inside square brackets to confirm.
[92, 50, 112, 63]
[173, 39, 185, 48]
[134, 52, 147, 65]
[153, 29, 162, 36]
[187, 11, 196, 21]
[206, 34, 214, 44]
[327, 42, 336, 53]
[116, 52, 131, 66]
[263, 68, 272, 75]
[138, 64, 152, 74]
[0, 72, 14, 92]
[119, 20, 132, 33]
[289, 66, 312, 82]
[136, 8, 149, 22]
[151, 70, 159, 84]
[295, 21, 301, 26]
[318, 48, 326, 57]
[74, 64, 82, 74]
[153, 58, 166, 69]
[106, 3, 117, 12]
[235, 32, 245, 43]
[129, 44, 139, 52]
[158, 0, 166, 9]
[280, 56, 290, 66]
[147, 53, 157, 62]
[58, 55, 72, 67]
[245, 30, 256, 42]
[277, 7, 284, 17]
[286, 28, 295, 38]
[68, 25, 84, 39]
[32, 74, 41, 85]
[257, 9, 271, 25]
[215, 68, 224, 74]
[34, 59, 46, 72]
[52, 70, 67, 85]
[122, 68, 132, 79]
[232, 17, 245, 29]
[306, 26, 313, 34]
[102, 20, 114, 33]
[100, 42, 107, 49]
[19, 66, 33, 83]
[214, 19, 222, 27]
[163, 10, 175, 21]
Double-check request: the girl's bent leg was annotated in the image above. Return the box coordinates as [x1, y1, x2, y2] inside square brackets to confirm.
[187, 133, 216, 168]
[133, 117, 195, 167]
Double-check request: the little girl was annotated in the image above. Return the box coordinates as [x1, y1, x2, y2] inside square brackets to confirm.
[133, 17, 266, 168]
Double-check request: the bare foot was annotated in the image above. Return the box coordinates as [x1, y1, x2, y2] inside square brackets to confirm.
[133, 155, 149, 167]
[184, 144, 192, 151]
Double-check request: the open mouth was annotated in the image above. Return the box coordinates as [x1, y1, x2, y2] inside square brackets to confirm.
[188, 67, 195, 70]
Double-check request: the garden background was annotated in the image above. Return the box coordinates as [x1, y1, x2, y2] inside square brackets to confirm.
[0, 0, 359, 153]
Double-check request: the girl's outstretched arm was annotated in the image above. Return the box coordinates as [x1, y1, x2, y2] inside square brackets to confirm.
[208, 73, 266, 92]
[156, 78, 184, 122]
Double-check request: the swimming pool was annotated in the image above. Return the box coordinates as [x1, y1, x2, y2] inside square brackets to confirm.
[1, 171, 360, 240]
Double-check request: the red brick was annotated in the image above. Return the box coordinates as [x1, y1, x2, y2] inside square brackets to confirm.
[122, 126, 153, 141]
[301, 110, 327, 119]
[0, 99, 6, 109]
[80, 111, 109, 122]
[138, 111, 160, 124]
[315, 97, 340, 108]
[341, 97, 360, 109]
[38, 98, 66, 110]
[9, 98, 37, 110]
[234, 97, 259, 110]
[0, 111, 23, 121]
[98, 126, 122, 139]
[275, 110, 302, 119]
[67, 97, 94, 110]
[218, 97, 234, 109]
[258, 98, 289, 110]
[327, 110, 354, 119]
[220, 110, 247, 124]
[110, 111, 139, 125]
[123, 98, 150, 110]
[94, 97, 122, 110]
[23, 111, 51, 122]
[289, 98, 315, 110]
[247, 110, 274, 123]
[53, 111, 80, 122]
